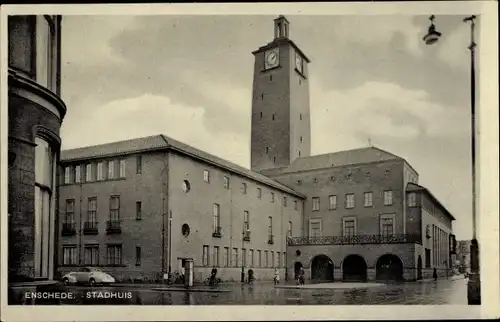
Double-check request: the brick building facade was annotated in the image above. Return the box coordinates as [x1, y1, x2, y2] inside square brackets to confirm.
[58, 135, 304, 282]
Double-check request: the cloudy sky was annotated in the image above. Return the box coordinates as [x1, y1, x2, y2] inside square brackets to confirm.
[60, 14, 479, 241]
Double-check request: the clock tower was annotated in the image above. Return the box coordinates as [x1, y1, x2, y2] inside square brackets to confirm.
[250, 15, 311, 172]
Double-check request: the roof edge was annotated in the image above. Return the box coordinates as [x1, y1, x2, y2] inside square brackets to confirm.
[406, 183, 456, 221]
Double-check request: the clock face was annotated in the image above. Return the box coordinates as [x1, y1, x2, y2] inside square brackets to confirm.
[295, 54, 303, 73]
[265, 49, 279, 69]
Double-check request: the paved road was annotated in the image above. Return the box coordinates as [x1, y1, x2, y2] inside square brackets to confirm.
[51, 277, 468, 305]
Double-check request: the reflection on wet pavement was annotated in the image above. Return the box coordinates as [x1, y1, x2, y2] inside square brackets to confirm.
[44, 278, 468, 305]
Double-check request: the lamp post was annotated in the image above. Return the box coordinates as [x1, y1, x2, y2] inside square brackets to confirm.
[423, 14, 480, 305]
[241, 220, 249, 283]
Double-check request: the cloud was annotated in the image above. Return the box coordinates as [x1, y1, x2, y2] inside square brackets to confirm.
[60, 94, 250, 166]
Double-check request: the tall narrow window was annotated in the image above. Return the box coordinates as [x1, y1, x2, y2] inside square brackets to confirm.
[312, 197, 320, 211]
[85, 164, 92, 182]
[119, 159, 126, 178]
[364, 192, 373, 207]
[213, 203, 220, 234]
[345, 193, 355, 209]
[135, 246, 141, 266]
[380, 214, 395, 237]
[136, 155, 142, 174]
[87, 197, 97, 225]
[136, 201, 142, 220]
[242, 248, 247, 266]
[74, 165, 81, 183]
[202, 245, 209, 266]
[244, 210, 250, 231]
[270, 192, 275, 203]
[288, 221, 292, 237]
[242, 182, 247, 194]
[64, 166, 70, 184]
[213, 246, 219, 267]
[224, 247, 229, 267]
[264, 250, 269, 267]
[294, 200, 298, 210]
[384, 190, 393, 206]
[257, 188, 262, 199]
[224, 176, 230, 189]
[271, 251, 275, 268]
[108, 160, 114, 179]
[268, 216, 273, 237]
[258, 250, 262, 267]
[343, 218, 356, 237]
[249, 249, 254, 267]
[328, 195, 337, 210]
[408, 192, 417, 207]
[97, 162, 104, 180]
[84, 245, 99, 266]
[109, 196, 120, 222]
[203, 170, 210, 183]
[232, 248, 239, 267]
[65, 199, 75, 224]
[62, 246, 77, 266]
[283, 196, 287, 207]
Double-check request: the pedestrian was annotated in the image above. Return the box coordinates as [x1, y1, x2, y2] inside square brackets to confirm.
[248, 269, 255, 285]
[433, 267, 438, 281]
[210, 266, 218, 285]
[299, 267, 305, 285]
[273, 268, 280, 285]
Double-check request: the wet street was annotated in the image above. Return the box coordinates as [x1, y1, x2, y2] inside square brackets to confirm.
[48, 277, 468, 305]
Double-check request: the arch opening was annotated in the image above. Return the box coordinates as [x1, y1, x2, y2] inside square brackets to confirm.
[376, 254, 404, 282]
[310, 255, 334, 282]
[342, 254, 368, 282]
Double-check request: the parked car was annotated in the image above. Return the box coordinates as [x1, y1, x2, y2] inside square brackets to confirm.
[62, 267, 115, 286]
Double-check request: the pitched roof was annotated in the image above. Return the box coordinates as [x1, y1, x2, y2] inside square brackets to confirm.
[261, 146, 403, 176]
[406, 182, 456, 221]
[61, 134, 304, 198]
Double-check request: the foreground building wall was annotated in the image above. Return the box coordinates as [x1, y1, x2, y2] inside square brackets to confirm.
[8, 15, 66, 304]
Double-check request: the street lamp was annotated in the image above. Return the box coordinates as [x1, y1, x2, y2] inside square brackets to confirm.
[423, 14, 480, 305]
[241, 220, 249, 283]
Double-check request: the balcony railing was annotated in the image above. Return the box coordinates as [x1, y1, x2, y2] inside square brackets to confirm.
[61, 222, 76, 236]
[268, 234, 274, 245]
[243, 230, 251, 242]
[287, 234, 422, 246]
[83, 221, 99, 235]
[212, 226, 222, 238]
[106, 220, 122, 234]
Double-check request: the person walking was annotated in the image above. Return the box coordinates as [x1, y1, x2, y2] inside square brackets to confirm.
[433, 267, 438, 281]
[273, 268, 280, 285]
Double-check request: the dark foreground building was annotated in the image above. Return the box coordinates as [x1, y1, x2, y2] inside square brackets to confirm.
[8, 15, 66, 303]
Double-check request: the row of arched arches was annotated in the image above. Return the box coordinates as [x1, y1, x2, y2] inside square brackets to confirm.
[294, 254, 405, 282]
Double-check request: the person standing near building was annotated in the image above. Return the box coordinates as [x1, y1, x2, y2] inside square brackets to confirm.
[273, 268, 280, 285]
[433, 267, 438, 281]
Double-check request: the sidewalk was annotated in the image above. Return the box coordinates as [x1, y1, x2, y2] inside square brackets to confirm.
[275, 282, 386, 290]
[417, 274, 466, 284]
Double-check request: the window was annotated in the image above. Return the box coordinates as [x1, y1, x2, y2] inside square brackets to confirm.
[203, 170, 210, 183]
[64, 166, 70, 184]
[242, 248, 247, 266]
[62, 246, 77, 265]
[202, 245, 209, 266]
[283, 252, 287, 268]
[257, 188, 262, 199]
[213, 246, 219, 267]
[242, 182, 247, 194]
[264, 250, 269, 267]
[345, 193, 355, 209]
[380, 214, 395, 237]
[261, 93, 264, 100]
[309, 219, 322, 237]
[107, 244, 122, 265]
[298, 151, 301, 157]
[136, 155, 142, 174]
[277, 252, 281, 268]
[271, 192, 275, 203]
[384, 190, 393, 206]
[97, 162, 104, 180]
[328, 195, 337, 210]
[283, 196, 287, 207]
[294, 200, 298, 210]
[408, 192, 417, 207]
[271, 251, 275, 268]
[260, 112, 263, 119]
[249, 249, 254, 267]
[109, 196, 120, 222]
[65, 199, 75, 224]
[85, 164, 92, 182]
[232, 248, 238, 267]
[268, 216, 273, 236]
[224, 247, 229, 267]
[119, 159, 126, 178]
[273, 157, 276, 164]
[213, 203, 220, 232]
[74, 165, 81, 183]
[224, 176, 230, 189]
[288, 221, 292, 237]
[312, 197, 320, 211]
[35, 16, 51, 88]
[87, 197, 97, 224]
[244, 210, 250, 231]
[364, 192, 373, 207]
[136, 201, 142, 220]
[258, 250, 262, 267]
[84, 245, 99, 266]
[343, 217, 356, 237]
[425, 248, 431, 268]
[135, 246, 141, 266]
[108, 160, 114, 179]
[300, 136, 303, 143]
